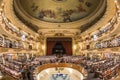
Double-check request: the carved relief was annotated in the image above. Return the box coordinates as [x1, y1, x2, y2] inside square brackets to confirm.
[52, 0, 67, 2]
[54, 33, 64, 36]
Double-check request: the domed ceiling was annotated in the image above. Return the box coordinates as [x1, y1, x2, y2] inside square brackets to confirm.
[18, 0, 100, 23]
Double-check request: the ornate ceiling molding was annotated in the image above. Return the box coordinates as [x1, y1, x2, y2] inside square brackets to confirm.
[12, 0, 106, 31]
[2, 0, 116, 39]
[52, 0, 67, 2]
[80, 0, 116, 36]
[2, 0, 38, 36]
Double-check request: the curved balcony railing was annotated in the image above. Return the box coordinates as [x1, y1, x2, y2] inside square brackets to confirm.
[33, 63, 87, 80]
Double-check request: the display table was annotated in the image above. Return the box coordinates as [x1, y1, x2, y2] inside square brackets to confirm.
[0, 63, 21, 79]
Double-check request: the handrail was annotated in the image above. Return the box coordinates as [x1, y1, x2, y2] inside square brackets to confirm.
[33, 63, 88, 80]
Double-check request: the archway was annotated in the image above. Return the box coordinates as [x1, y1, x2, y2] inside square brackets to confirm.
[46, 37, 72, 55]
[52, 41, 66, 55]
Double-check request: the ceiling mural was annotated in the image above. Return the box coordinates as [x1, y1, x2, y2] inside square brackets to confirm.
[19, 0, 100, 23]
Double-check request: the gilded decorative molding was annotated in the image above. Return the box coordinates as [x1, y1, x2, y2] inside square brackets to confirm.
[54, 33, 64, 36]
[0, 47, 8, 52]
[111, 48, 119, 51]
[13, 0, 106, 30]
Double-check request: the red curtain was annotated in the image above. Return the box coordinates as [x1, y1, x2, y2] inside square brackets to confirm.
[62, 41, 72, 55]
[46, 40, 72, 55]
[47, 41, 56, 55]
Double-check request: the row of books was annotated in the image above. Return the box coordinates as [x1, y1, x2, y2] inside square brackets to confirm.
[0, 35, 33, 49]
[0, 36, 23, 48]
[0, 63, 21, 79]
[95, 36, 120, 49]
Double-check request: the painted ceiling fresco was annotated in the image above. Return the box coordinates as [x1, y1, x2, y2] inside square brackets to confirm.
[19, 0, 100, 23]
